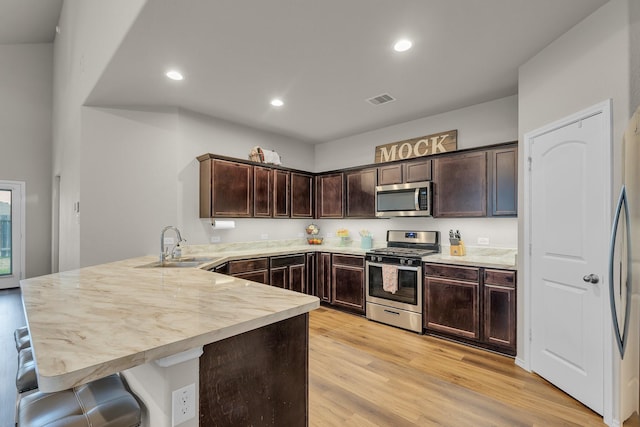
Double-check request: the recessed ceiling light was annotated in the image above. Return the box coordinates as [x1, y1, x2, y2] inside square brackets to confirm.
[165, 70, 184, 81]
[393, 39, 413, 52]
[270, 98, 284, 107]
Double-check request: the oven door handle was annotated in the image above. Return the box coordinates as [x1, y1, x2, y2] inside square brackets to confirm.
[367, 262, 421, 272]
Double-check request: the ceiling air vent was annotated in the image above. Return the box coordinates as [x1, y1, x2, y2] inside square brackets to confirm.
[367, 93, 395, 106]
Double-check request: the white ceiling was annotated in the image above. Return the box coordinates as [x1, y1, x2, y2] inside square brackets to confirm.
[5, 0, 610, 143]
[0, 0, 62, 44]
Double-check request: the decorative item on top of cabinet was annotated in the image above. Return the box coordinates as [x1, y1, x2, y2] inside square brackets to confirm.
[227, 258, 269, 285]
[291, 172, 314, 218]
[273, 170, 290, 218]
[488, 145, 518, 216]
[199, 157, 253, 218]
[316, 173, 344, 218]
[424, 264, 480, 339]
[331, 254, 365, 314]
[345, 168, 377, 218]
[433, 151, 487, 217]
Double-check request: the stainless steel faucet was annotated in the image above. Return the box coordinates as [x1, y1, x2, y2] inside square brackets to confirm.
[160, 226, 184, 262]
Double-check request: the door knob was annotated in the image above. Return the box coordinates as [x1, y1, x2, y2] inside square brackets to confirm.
[583, 274, 599, 284]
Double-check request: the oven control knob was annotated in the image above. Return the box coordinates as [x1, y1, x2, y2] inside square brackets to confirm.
[400, 259, 406, 265]
[378, 256, 383, 262]
[407, 259, 414, 266]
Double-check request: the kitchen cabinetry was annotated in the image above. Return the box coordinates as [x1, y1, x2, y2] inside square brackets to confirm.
[316, 173, 344, 218]
[345, 168, 377, 218]
[424, 264, 480, 339]
[488, 146, 517, 216]
[227, 258, 269, 285]
[433, 151, 487, 217]
[316, 252, 333, 303]
[377, 158, 432, 186]
[199, 158, 253, 218]
[253, 166, 272, 217]
[483, 269, 516, 353]
[291, 173, 314, 218]
[331, 254, 365, 314]
[306, 253, 316, 297]
[270, 255, 306, 293]
[273, 170, 290, 218]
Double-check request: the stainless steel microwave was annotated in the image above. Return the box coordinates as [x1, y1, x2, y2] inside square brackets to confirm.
[375, 181, 432, 217]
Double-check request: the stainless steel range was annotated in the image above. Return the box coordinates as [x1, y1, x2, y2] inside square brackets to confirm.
[365, 230, 440, 333]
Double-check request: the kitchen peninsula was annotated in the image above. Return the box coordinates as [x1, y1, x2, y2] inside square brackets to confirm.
[20, 256, 319, 427]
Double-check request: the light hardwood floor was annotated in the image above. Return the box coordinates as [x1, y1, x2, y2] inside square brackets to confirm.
[1, 291, 637, 427]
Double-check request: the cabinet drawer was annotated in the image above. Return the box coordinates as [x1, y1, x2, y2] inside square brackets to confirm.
[228, 258, 269, 274]
[270, 254, 305, 268]
[424, 264, 479, 282]
[332, 254, 364, 268]
[484, 269, 516, 288]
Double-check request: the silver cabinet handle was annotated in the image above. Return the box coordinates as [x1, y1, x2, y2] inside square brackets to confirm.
[582, 274, 599, 284]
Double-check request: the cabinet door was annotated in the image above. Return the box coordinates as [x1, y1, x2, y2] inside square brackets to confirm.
[483, 284, 516, 353]
[306, 253, 316, 296]
[210, 159, 253, 217]
[377, 164, 403, 185]
[345, 168, 377, 218]
[316, 173, 344, 218]
[317, 253, 332, 302]
[332, 256, 365, 314]
[233, 270, 269, 285]
[404, 158, 431, 183]
[253, 166, 272, 217]
[489, 146, 518, 216]
[273, 170, 290, 218]
[425, 277, 479, 339]
[433, 151, 487, 217]
[289, 264, 307, 294]
[291, 173, 314, 218]
[270, 266, 288, 288]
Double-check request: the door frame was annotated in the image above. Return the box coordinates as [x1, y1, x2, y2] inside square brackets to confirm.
[522, 100, 614, 425]
[0, 180, 26, 289]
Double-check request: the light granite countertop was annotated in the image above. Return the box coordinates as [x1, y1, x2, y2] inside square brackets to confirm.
[20, 256, 319, 392]
[184, 239, 517, 271]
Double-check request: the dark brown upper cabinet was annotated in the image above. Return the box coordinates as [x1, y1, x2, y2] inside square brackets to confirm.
[316, 173, 344, 218]
[291, 172, 314, 218]
[253, 166, 272, 218]
[488, 146, 518, 216]
[433, 151, 487, 217]
[273, 170, 290, 218]
[345, 168, 377, 218]
[377, 158, 431, 186]
[200, 158, 253, 218]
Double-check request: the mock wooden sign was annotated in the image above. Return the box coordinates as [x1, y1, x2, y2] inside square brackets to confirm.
[374, 130, 458, 163]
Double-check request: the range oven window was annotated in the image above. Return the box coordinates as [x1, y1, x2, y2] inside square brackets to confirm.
[368, 264, 418, 305]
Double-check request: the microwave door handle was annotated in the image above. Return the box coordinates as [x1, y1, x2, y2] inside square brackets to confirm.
[415, 188, 420, 210]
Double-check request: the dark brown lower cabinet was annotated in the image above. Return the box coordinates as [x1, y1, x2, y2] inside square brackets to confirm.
[317, 252, 332, 303]
[331, 254, 365, 314]
[424, 263, 516, 356]
[227, 258, 269, 285]
[483, 269, 516, 354]
[270, 255, 306, 293]
[200, 314, 308, 426]
[306, 253, 316, 296]
[424, 276, 480, 340]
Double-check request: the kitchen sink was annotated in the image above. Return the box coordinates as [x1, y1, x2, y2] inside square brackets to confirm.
[136, 256, 216, 268]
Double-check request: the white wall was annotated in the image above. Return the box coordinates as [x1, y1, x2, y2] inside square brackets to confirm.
[518, 0, 632, 365]
[53, 0, 147, 271]
[314, 95, 518, 172]
[0, 44, 52, 278]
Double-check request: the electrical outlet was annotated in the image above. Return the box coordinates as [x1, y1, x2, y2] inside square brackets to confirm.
[210, 236, 221, 243]
[297, 232, 304, 238]
[260, 233, 269, 240]
[172, 383, 195, 426]
[477, 237, 490, 245]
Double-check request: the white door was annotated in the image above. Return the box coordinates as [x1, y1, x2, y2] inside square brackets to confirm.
[0, 181, 25, 289]
[528, 108, 610, 415]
